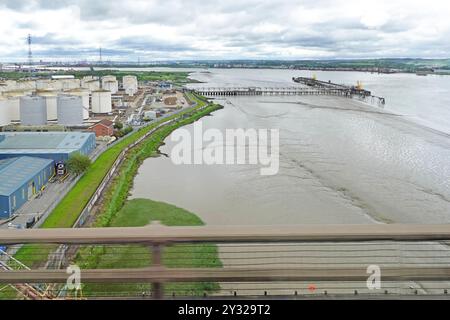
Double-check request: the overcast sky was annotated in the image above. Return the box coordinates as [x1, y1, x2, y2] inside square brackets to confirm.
[0, 0, 449, 62]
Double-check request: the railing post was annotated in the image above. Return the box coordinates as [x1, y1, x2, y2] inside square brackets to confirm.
[151, 242, 163, 300]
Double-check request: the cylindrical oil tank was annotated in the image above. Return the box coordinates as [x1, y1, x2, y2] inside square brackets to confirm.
[7, 97, 21, 122]
[65, 89, 90, 119]
[3, 91, 28, 122]
[2, 80, 17, 91]
[20, 95, 47, 125]
[103, 80, 118, 94]
[82, 79, 100, 92]
[61, 78, 81, 90]
[0, 97, 10, 126]
[91, 90, 112, 114]
[36, 90, 58, 121]
[123, 75, 138, 96]
[101, 75, 116, 86]
[15, 80, 36, 91]
[36, 79, 51, 90]
[57, 95, 84, 125]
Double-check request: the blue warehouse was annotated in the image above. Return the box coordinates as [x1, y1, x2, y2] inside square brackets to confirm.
[0, 132, 96, 162]
[0, 156, 55, 219]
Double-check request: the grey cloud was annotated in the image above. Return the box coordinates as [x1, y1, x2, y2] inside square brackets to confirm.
[0, 0, 449, 60]
[113, 37, 199, 53]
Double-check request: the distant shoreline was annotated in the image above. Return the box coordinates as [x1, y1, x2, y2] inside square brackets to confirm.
[2, 65, 449, 77]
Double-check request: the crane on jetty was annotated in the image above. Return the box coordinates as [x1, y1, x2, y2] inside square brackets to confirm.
[292, 76, 386, 106]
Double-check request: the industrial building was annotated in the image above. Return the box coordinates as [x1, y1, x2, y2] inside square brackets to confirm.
[0, 132, 96, 162]
[88, 119, 114, 137]
[0, 156, 54, 219]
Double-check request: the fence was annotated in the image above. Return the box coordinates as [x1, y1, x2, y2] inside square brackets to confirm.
[1, 224, 450, 299]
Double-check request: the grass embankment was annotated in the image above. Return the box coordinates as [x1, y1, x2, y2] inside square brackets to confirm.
[76, 199, 221, 297]
[13, 94, 214, 265]
[74, 98, 223, 297]
[5, 94, 223, 299]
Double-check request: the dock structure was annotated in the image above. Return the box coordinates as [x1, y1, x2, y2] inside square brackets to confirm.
[192, 86, 352, 97]
[292, 77, 386, 106]
[191, 77, 385, 107]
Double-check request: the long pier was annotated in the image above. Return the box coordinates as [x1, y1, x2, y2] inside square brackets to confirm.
[193, 86, 351, 97]
[192, 78, 386, 106]
[293, 76, 386, 106]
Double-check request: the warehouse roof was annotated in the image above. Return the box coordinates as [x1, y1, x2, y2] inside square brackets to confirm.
[0, 132, 94, 155]
[0, 156, 54, 196]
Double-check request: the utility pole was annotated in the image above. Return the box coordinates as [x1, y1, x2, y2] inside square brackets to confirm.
[27, 34, 33, 75]
[99, 47, 102, 64]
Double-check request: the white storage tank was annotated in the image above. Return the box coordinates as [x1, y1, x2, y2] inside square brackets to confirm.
[123, 75, 138, 96]
[1, 80, 17, 91]
[0, 97, 10, 126]
[36, 90, 58, 121]
[57, 95, 84, 125]
[61, 78, 81, 90]
[101, 75, 116, 85]
[64, 89, 90, 119]
[82, 79, 100, 91]
[48, 80, 63, 91]
[91, 90, 112, 114]
[103, 80, 118, 94]
[7, 97, 21, 122]
[20, 95, 47, 125]
[15, 80, 36, 91]
[36, 79, 52, 90]
[3, 91, 28, 122]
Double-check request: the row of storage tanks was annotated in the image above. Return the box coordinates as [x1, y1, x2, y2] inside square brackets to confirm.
[0, 75, 138, 126]
[81, 75, 138, 95]
[0, 90, 112, 126]
[0, 75, 138, 94]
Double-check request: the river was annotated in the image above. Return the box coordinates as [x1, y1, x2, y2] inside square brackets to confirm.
[130, 69, 450, 226]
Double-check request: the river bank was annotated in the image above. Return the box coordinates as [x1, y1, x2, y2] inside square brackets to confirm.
[127, 69, 450, 295]
[0, 94, 223, 299]
[71, 95, 224, 297]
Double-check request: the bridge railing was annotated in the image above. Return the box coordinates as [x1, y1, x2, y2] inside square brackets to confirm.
[1, 224, 450, 299]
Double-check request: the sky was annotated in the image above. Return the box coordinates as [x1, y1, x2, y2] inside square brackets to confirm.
[0, 0, 449, 62]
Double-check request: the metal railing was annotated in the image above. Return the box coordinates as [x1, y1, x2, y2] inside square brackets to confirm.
[1, 224, 450, 299]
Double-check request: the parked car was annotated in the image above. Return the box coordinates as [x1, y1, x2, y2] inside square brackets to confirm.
[26, 217, 36, 229]
[7, 223, 22, 229]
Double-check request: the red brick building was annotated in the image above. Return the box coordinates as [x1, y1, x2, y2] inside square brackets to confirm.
[88, 119, 114, 137]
